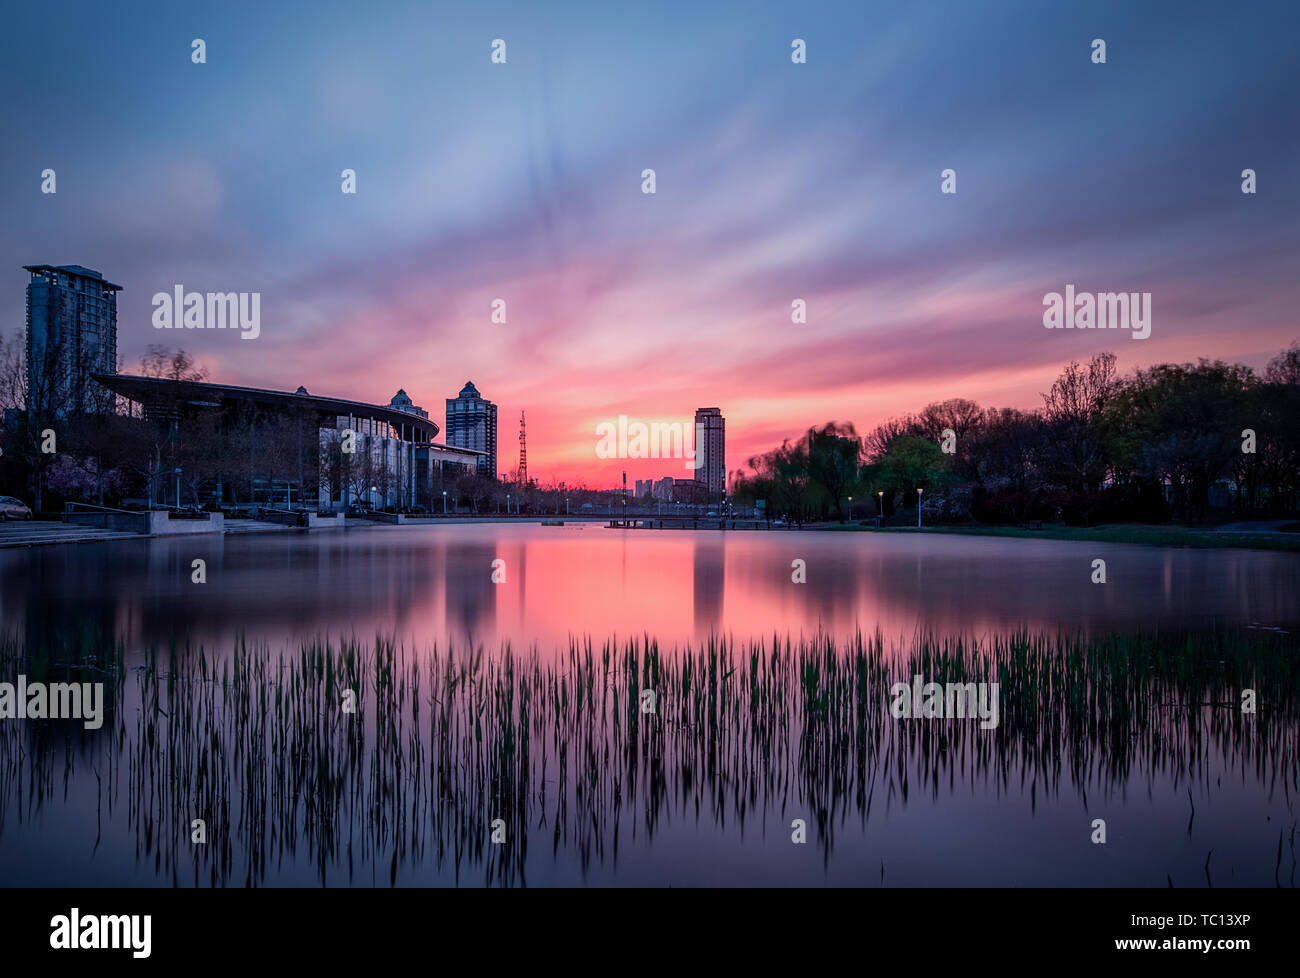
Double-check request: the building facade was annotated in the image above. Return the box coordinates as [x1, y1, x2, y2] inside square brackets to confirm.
[672, 479, 707, 505]
[445, 381, 498, 479]
[694, 407, 726, 500]
[97, 374, 482, 512]
[24, 264, 120, 417]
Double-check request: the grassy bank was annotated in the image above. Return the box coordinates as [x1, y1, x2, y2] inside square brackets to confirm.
[823, 521, 1300, 552]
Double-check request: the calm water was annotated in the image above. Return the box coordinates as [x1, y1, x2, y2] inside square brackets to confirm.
[1, 524, 1297, 887]
[2, 523, 1298, 655]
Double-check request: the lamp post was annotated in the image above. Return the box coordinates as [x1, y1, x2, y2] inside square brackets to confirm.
[442, 490, 447, 514]
[917, 487, 923, 529]
[878, 490, 884, 527]
[174, 468, 182, 509]
[847, 495, 853, 522]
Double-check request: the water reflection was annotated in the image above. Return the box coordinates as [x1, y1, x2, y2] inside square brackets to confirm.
[1, 524, 1298, 658]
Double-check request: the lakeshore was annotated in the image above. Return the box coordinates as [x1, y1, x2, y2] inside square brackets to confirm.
[5, 511, 1299, 553]
[823, 520, 1300, 554]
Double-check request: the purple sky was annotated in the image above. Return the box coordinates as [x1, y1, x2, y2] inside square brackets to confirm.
[3, 0, 1297, 484]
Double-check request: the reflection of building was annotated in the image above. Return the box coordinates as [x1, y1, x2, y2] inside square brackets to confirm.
[445, 381, 498, 479]
[96, 374, 482, 511]
[692, 537, 724, 633]
[24, 264, 120, 417]
[693, 407, 725, 500]
[444, 540, 498, 638]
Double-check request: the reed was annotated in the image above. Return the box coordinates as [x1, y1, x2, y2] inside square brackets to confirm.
[1, 628, 1295, 886]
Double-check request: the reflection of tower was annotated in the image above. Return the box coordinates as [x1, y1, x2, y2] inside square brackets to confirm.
[692, 537, 724, 636]
[445, 542, 498, 640]
[518, 411, 527, 485]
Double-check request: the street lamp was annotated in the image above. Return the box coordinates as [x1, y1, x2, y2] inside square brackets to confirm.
[847, 495, 853, 522]
[174, 468, 182, 509]
[442, 490, 447, 514]
[917, 487, 924, 529]
[878, 490, 884, 527]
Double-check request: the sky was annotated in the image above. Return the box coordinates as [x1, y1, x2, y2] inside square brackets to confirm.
[2, 0, 1297, 487]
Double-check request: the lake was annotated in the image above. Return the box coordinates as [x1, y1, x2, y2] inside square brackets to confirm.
[1, 524, 1296, 887]
[2, 523, 1298, 655]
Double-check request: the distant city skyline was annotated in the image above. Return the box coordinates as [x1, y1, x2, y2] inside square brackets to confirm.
[3, 1, 1296, 486]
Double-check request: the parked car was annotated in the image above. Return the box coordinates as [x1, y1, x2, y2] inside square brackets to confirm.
[0, 496, 33, 520]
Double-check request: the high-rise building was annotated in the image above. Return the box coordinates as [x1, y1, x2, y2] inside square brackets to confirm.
[694, 407, 725, 500]
[445, 381, 498, 478]
[24, 264, 121, 417]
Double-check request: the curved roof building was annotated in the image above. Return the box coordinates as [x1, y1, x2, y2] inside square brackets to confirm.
[96, 373, 441, 440]
[94, 373, 484, 511]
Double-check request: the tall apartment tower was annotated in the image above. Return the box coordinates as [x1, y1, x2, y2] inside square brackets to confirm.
[24, 264, 121, 417]
[694, 407, 726, 501]
[445, 381, 498, 479]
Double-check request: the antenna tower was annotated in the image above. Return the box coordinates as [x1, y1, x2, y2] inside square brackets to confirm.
[518, 411, 528, 485]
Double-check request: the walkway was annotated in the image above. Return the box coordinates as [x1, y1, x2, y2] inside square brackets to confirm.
[0, 520, 139, 549]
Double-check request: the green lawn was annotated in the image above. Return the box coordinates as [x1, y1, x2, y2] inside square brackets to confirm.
[822, 521, 1300, 552]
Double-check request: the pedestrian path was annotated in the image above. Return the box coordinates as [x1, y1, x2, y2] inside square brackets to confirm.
[222, 520, 298, 534]
[0, 520, 138, 548]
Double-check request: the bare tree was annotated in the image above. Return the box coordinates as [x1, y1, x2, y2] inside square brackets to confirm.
[1040, 353, 1119, 492]
[139, 345, 207, 382]
[318, 428, 348, 512]
[0, 330, 26, 413]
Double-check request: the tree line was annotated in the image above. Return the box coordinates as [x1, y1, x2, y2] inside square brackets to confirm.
[731, 346, 1300, 525]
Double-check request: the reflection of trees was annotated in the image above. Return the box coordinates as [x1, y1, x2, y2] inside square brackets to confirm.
[3, 630, 1294, 886]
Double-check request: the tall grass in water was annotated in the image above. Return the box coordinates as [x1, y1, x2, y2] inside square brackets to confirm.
[0, 629, 1296, 886]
